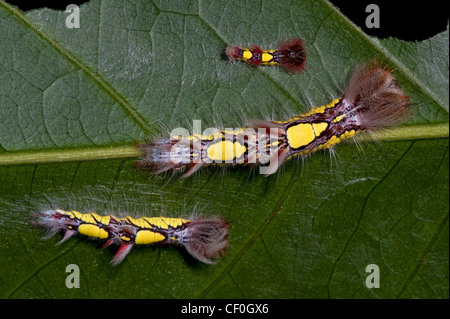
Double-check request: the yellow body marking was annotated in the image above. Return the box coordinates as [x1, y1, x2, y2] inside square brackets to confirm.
[329, 98, 340, 108]
[69, 211, 109, 225]
[135, 230, 166, 245]
[261, 51, 276, 64]
[344, 129, 357, 139]
[78, 224, 109, 239]
[80, 213, 96, 224]
[312, 122, 328, 136]
[242, 49, 253, 61]
[68, 210, 83, 220]
[129, 217, 188, 230]
[286, 124, 316, 149]
[98, 215, 111, 225]
[207, 140, 246, 162]
[237, 47, 278, 65]
[333, 114, 346, 123]
[121, 235, 131, 242]
[148, 217, 169, 229]
[306, 105, 326, 115]
[188, 129, 245, 143]
[284, 99, 341, 122]
[222, 128, 245, 135]
[162, 217, 188, 228]
[125, 216, 149, 229]
[316, 129, 358, 151]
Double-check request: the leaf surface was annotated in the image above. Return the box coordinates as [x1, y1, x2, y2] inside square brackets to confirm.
[0, 0, 448, 298]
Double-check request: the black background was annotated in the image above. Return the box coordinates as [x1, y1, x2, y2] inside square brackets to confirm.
[4, 0, 449, 41]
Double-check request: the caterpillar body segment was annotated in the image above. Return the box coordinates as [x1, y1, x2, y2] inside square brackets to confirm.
[226, 38, 306, 72]
[138, 64, 410, 178]
[33, 209, 229, 265]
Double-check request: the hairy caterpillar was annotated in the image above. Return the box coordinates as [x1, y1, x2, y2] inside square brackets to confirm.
[225, 38, 306, 72]
[32, 209, 229, 265]
[137, 63, 411, 178]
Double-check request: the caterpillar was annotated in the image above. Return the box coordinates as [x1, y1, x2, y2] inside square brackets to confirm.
[137, 63, 411, 178]
[225, 38, 306, 72]
[32, 209, 229, 265]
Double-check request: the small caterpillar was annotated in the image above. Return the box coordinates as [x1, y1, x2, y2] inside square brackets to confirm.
[32, 209, 229, 265]
[137, 63, 411, 178]
[225, 38, 306, 72]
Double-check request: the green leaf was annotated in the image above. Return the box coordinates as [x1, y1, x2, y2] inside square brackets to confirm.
[0, 0, 448, 299]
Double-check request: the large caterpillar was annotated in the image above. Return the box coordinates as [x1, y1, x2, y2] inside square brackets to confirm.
[33, 209, 229, 265]
[137, 63, 410, 178]
[225, 38, 306, 72]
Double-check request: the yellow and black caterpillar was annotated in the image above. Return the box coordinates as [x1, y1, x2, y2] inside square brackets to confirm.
[137, 63, 410, 178]
[33, 209, 229, 265]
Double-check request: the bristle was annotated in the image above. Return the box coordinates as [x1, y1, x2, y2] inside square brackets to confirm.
[277, 38, 306, 72]
[32, 209, 65, 233]
[181, 162, 204, 179]
[344, 63, 411, 129]
[182, 216, 229, 264]
[31, 209, 75, 241]
[137, 139, 183, 174]
[225, 45, 240, 60]
[248, 119, 282, 129]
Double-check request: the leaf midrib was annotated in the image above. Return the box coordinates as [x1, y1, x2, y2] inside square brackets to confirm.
[0, 124, 447, 166]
